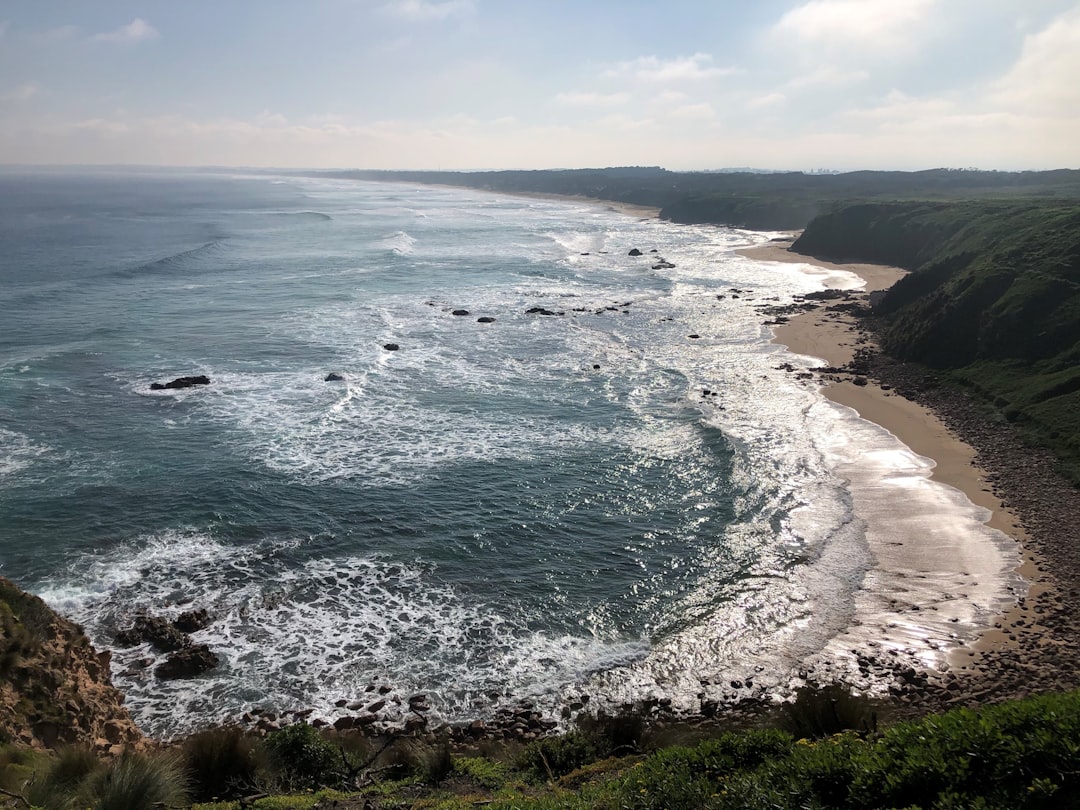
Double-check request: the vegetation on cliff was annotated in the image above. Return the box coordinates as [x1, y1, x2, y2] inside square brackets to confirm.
[794, 200, 1080, 483]
[315, 166, 1080, 231]
[3, 689, 1080, 808]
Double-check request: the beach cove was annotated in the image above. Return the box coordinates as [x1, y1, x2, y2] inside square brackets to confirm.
[2, 172, 1078, 744]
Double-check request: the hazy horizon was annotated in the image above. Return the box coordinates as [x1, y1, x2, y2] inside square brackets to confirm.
[2, 1, 1078, 172]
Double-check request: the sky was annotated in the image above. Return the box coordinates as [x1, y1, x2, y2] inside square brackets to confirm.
[1, 0, 1078, 171]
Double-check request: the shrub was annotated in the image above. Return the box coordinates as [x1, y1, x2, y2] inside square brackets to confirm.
[453, 755, 510, 790]
[780, 683, 877, 739]
[182, 725, 262, 801]
[517, 732, 599, 780]
[261, 723, 343, 792]
[78, 752, 189, 810]
[25, 744, 104, 810]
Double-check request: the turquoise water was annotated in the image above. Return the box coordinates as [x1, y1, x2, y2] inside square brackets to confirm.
[0, 169, 900, 735]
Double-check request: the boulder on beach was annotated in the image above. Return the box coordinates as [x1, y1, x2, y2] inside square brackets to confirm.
[150, 375, 210, 391]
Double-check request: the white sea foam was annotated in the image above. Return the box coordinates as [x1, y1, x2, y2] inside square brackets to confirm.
[39, 528, 652, 735]
[0, 428, 50, 478]
[375, 230, 417, 255]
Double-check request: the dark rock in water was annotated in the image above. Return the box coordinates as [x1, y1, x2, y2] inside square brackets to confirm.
[452, 309, 470, 316]
[628, 248, 643, 256]
[476, 316, 496, 323]
[652, 261, 675, 270]
[525, 307, 558, 316]
[115, 616, 188, 653]
[324, 373, 345, 382]
[150, 375, 210, 391]
[155, 644, 219, 679]
[688, 334, 701, 339]
[173, 609, 212, 633]
[383, 343, 400, 351]
[593, 364, 601, 370]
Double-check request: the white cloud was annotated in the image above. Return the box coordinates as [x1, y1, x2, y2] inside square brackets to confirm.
[653, 90, 689, 105]
[606, 53, 736, 82]
[748, 93, 787, 110]
[786, 65, 870, 89]
[93, 18, 159, 44]
[671, 102, 717, 120]
[553, 91, 631, 107]
[3, 82, 40, 102]
[382, 0, 475, 22]
[991, 6, 1080, 114]
[774, 0, 938, 51]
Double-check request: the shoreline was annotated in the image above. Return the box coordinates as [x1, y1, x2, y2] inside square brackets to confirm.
[740, 237, 1076, 715]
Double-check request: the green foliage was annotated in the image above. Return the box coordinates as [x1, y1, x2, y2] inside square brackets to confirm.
[780, 683, 878, 739]
[794, 199, 1080, 483]
[416, 742, 454, 785]
[517, 732, 599, 780]
[453, 755, 510, 790]
[261, 722, 344, 792]
[73, 752, 188, 810]
[0, 578, 55, 675]
[181, 725, 262, 802]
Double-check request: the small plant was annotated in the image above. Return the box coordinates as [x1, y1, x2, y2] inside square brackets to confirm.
[517, 732, 599, 780]
[25, 744, 103, 810]
[417, 742, 453, 785]
[453, 755, 509, 790]
[78, 751, 189, 810]
[780, 683, 877, 739]
[261, 723, 343, 792]
[181, 725, 262, 801]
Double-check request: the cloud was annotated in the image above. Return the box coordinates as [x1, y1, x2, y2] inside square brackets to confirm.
[748, 93, 787, 110]
[671, 102, 717, 121]
[3, 82, 40, 102]
[553, 91, 631, 107]
[606, 53, 736, 82]
[382, 0, 475, 21]
[786, 65, 869, 89]
[773, 0, 937, 51]
[991, 6, 1080, 114]
[93, 18, 159, 44]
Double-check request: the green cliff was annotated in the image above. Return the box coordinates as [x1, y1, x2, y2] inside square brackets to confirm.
[794, 200, 1080, 482]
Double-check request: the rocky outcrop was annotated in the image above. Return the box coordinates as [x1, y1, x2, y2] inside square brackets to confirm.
[155, 644, 219, 680]
[0, 577, 143, 752]
[150, 375, 210, 390]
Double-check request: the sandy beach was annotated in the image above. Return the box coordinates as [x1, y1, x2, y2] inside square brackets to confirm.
[736, 237, 1080, 719]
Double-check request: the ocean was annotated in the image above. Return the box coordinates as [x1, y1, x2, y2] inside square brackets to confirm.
[0, 168, 1018, 737]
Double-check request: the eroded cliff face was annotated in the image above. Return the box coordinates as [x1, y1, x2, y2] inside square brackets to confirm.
[0, 577, 142, 753]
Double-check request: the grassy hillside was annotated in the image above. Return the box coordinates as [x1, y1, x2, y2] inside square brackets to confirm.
[309, 167, 1080, 230]
[794, 200, 1080, 482]
[5, 688, 1079, 808]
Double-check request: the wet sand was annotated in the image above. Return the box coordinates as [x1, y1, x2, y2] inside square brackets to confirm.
[738, 237, 1080, 718]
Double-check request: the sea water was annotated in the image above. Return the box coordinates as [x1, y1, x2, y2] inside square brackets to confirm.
[0, 169, 1018, 736]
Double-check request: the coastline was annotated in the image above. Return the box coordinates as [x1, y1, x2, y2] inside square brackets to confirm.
[741, 237, 1072, 714]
